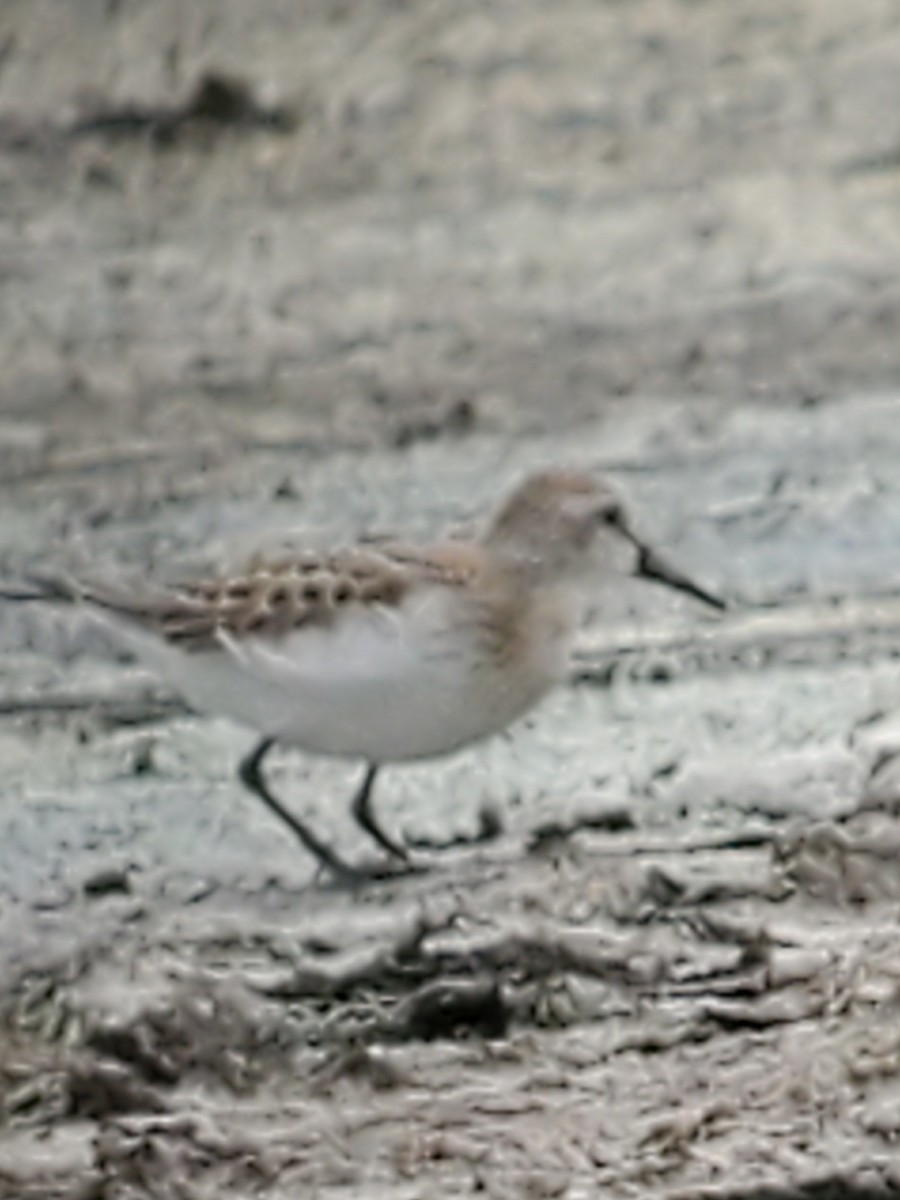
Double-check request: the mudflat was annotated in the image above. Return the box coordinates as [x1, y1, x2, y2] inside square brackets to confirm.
[2, 2, 900, 1196]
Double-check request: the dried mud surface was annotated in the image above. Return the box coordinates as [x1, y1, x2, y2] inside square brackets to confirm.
[3, 1, 900, 1197]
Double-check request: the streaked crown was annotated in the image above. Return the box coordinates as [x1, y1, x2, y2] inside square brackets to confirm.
[484, 469, 621, 579]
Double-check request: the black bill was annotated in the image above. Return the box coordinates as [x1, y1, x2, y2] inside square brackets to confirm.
[632, 544, 726, 610]
[613, 516, 726, 611]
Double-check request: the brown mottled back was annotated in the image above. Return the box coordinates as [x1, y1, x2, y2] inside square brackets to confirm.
[79, 544, 489, 652]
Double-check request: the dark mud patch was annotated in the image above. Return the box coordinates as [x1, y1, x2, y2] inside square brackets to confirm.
[5, 785, 900, 1197]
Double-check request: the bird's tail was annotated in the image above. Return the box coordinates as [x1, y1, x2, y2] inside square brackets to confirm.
[0, 568, 218, 647]
[0, 569, 84, 605]
[0, 568, 172, 621]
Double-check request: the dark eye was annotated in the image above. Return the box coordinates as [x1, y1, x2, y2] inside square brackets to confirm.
[597, 502, 622, 526]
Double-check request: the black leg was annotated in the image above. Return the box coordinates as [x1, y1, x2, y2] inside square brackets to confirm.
[238, 738, 361, 881]
[350, 765, 409, 861]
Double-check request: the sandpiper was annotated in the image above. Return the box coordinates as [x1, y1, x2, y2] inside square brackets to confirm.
[4, 469, 724, 880]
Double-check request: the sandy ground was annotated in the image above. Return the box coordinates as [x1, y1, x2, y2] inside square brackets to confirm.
[3, 1, 900, 1196]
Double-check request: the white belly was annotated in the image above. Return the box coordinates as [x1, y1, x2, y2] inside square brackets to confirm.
[97, 585, 572, 763]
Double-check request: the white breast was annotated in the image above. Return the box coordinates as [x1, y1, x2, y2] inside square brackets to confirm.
[91, 582, 576, 763]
